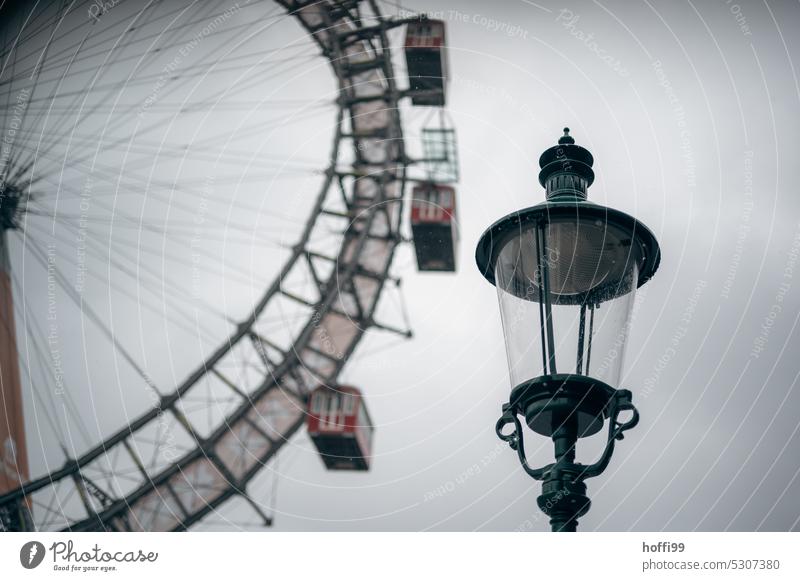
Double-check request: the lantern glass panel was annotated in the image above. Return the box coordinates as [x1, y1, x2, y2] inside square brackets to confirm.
[494, 217, 642, 387]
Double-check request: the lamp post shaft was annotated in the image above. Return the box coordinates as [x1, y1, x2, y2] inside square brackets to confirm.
[552, 420, 577, 464]
[539, 415, 588, 531]
[0, 230, 29, 496]
[551, 516, 578, 533]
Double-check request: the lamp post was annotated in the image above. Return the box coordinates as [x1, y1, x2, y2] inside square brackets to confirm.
[475, 128, 661, 532]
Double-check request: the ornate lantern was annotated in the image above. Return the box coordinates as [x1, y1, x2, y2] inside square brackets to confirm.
[475, 129, 661, 531]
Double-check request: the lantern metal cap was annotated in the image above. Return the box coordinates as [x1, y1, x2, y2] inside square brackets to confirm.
[538, 128, 595, 193]
[558, 127, 575, 144]
[474, 199, 661, 289]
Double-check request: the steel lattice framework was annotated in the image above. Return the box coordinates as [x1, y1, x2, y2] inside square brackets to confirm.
[0, 0, 413, 532]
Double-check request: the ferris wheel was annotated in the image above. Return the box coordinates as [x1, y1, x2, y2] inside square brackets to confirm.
[0, 0, 458, 531]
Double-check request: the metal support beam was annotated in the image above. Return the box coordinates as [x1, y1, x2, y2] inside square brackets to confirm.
[0, 230, 30, 518]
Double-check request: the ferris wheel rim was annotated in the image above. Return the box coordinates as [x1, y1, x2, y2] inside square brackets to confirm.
[0, 0, 412, 532]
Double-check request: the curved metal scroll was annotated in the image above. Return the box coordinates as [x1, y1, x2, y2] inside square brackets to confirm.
[495, 388, 639, 483]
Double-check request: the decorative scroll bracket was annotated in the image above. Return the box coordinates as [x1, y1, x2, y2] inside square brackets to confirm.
[495, 376, 640, 531]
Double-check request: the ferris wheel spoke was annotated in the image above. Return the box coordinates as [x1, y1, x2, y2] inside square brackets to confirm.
[0, 0, 101, 70]
[6, 1, 125, 178]
[1, 0, 227, 85]
[20, 232, 166, 395]
[26, 184, 299, 253]
[3, 0, 220, 173]
[27, 48, 324, 103]
[0, 0, 218, 90]
[37, 128, 326, 169]
[9, 48, 322, 109]
[38, 211, 275, 293]
[21, 93, 329, 195]
[20, 217, 235, 331]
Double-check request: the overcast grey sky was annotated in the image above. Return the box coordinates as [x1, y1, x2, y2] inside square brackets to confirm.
[3, 0, 800, 531]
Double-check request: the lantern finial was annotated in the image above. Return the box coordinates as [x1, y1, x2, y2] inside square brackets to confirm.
[538, 128, 595, 201]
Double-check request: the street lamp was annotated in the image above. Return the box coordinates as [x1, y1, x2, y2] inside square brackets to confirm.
[475, 128, 661, 532]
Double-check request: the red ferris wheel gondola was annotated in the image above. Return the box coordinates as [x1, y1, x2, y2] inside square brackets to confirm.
[404, 18, 448, 106]
[307, 385, 374, 471]
[410, 183, 458, 272]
